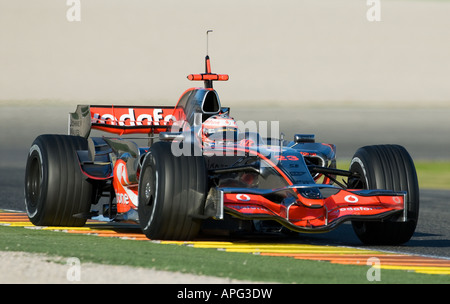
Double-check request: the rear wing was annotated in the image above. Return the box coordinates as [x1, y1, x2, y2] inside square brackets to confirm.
[69, 105, 175, 137]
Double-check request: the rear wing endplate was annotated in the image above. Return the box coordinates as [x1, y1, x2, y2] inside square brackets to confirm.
[69, 105, 176, 137]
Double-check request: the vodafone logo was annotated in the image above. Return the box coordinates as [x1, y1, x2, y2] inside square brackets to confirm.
[92, 107, 175, 126]
[114, 160, 138, 207]
[344, 195, 359, 203]
[236, 194, 251, 201]
[392, 196, 402, 204]
[115, 161, 130, 185]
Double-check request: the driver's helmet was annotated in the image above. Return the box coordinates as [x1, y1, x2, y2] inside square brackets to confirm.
[201, 114, 238, 145]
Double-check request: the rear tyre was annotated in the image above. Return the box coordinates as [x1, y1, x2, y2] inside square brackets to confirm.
[25, 135, 93, 226]
[138, 141, 207, 240]
[348, 145, 419, 245]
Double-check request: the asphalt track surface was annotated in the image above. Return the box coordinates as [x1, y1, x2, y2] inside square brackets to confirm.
[0, 104, 449, 260]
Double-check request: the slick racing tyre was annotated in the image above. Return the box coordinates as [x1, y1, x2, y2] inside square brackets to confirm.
[348, 145, 419, 245]
[25, 135, 93, 226]
[138, 141, 208, 240]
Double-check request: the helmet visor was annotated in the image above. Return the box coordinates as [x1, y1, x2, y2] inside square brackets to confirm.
[204, 127, 238, 142]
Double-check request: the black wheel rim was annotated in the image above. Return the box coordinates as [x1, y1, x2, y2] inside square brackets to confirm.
[26, 154, 42, 210]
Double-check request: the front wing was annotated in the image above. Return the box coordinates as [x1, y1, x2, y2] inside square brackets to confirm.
[214, 185, 406, 233]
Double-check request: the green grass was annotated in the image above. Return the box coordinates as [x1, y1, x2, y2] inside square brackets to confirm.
[337, 160, 450, 190]
[1, 226, 449, 284]
[415, 162, 450, 190]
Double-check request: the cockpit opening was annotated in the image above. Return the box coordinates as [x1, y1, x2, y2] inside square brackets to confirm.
[202, 90, 221, 122]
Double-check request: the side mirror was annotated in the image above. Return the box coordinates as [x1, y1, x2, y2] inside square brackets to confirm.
[294, 134, 315, 143]
[159, 132, 184, 142]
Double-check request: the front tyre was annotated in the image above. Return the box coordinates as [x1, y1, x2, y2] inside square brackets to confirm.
[25, 135, 93, 226]
[138, 141, 207, 240]
[348, 145, 419, 245]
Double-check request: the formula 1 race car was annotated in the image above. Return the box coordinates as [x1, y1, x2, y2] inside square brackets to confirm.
[24, 47, 419, 245]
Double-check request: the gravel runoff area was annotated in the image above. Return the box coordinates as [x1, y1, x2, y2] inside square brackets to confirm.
[0, 251, 263, 284]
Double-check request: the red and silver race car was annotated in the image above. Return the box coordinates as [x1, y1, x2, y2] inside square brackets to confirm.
[24, 47, 419, 245]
